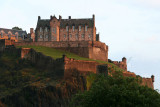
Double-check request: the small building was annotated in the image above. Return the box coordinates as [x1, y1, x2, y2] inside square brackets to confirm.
[0, 28, 28, 42]
[35, 15, 99, 42]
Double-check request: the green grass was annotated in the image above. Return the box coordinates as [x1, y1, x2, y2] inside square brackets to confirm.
[17, 45, 124, 72]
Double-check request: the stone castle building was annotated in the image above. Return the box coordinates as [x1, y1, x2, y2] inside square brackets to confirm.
[0, 28, 28, 42]
[35, 15, 99, 42]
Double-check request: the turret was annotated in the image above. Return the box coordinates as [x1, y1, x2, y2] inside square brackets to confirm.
[122, 57, 127, 64]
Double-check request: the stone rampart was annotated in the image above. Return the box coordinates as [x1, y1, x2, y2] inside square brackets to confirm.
[15, 41, 108, 61]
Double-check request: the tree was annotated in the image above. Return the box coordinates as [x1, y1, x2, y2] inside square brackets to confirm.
[12, 26, 22, 30]
[71, 71, 160, 107]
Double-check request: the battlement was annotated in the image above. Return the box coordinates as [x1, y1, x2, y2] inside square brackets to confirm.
[108, 57, 127, 71]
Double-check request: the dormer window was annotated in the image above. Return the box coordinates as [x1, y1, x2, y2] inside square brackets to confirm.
[72, 26, 75, 31]
[79, 26, 81, 31]
[40, 27, 42, 32]
[66, 26, 69, 31]
[85, 26, 88, 31]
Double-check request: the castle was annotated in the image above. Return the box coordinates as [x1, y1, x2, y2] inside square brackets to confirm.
[0, 14, 155, 89]
[35, 15, 99, 42]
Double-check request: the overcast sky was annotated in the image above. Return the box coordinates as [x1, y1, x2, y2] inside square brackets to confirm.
[0, 0, 160, 90]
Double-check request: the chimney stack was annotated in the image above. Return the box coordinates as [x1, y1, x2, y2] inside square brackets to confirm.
[30, 28, 34, 34]
[151, 75, 155, 82]
[50, 15, 53, 19]
[59, 15, 62, 20]
[69, 16, 71, 19]
[38, 16, 41, 20]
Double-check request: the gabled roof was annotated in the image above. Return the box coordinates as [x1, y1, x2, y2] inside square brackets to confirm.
[36, 17, 94, 29]
[0, 28, 27, 37]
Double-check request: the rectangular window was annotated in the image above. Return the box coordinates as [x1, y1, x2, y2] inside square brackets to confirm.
[79, 26, 81, 31]
[85, 26, 88, 31]
[1, 32, 3, 37]
[70, 34, 72, 38]
[82, 34, 84, 38]
[55, 28, 56, 33]
[40, 27, 42, 32]
[66, 26, 69, 31]
[73, 26, 75, 31]
[46, 35, 48, 38]
[64, 35, 66, 38]
[89, 35, 91, 38]
[40, 35, 42, 38]
[76, 34, 78, 39]
[45, 27, 48, 32]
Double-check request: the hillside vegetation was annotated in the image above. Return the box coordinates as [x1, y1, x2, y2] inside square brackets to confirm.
[17, 45, 123, 72]
[0, 49, 160, 107]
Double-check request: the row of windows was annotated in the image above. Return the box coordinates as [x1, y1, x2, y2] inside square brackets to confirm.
[40, 27, 49, 32]
[39, 26, 88, 33]
[40, 27, 57, 34]
[63, 34, 91, 39]
[66, 26, 88, 32]
[0, 33, 19, 38]
[39, 35, 48, 38]
[39, 34, 92, 39]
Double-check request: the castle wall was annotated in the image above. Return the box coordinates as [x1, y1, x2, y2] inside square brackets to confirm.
[15, 41, 108, 62]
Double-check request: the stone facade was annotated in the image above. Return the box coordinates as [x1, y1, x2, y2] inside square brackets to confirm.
[35, 15, 98, 42]
[0, 28, 28, 42]
[20, 48, 154, 89]
[15, 41, 108, 61]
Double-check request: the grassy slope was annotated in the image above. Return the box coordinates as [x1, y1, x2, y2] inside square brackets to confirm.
[17, 45, 123, 72]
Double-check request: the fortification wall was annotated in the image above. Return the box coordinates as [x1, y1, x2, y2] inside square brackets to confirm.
[21, 48, 65, 76]
[15, 41, 108, 61]
[0, 39, 5, 52]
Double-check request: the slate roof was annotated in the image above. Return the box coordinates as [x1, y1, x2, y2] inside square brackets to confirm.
[36, 19, 50, 29]
[60, 18, 94, 28]
[0, 28, 27, 38]
[36, 18, 94, 29]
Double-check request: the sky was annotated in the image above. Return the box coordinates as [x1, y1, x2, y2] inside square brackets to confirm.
[0, 0, 160, 90]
